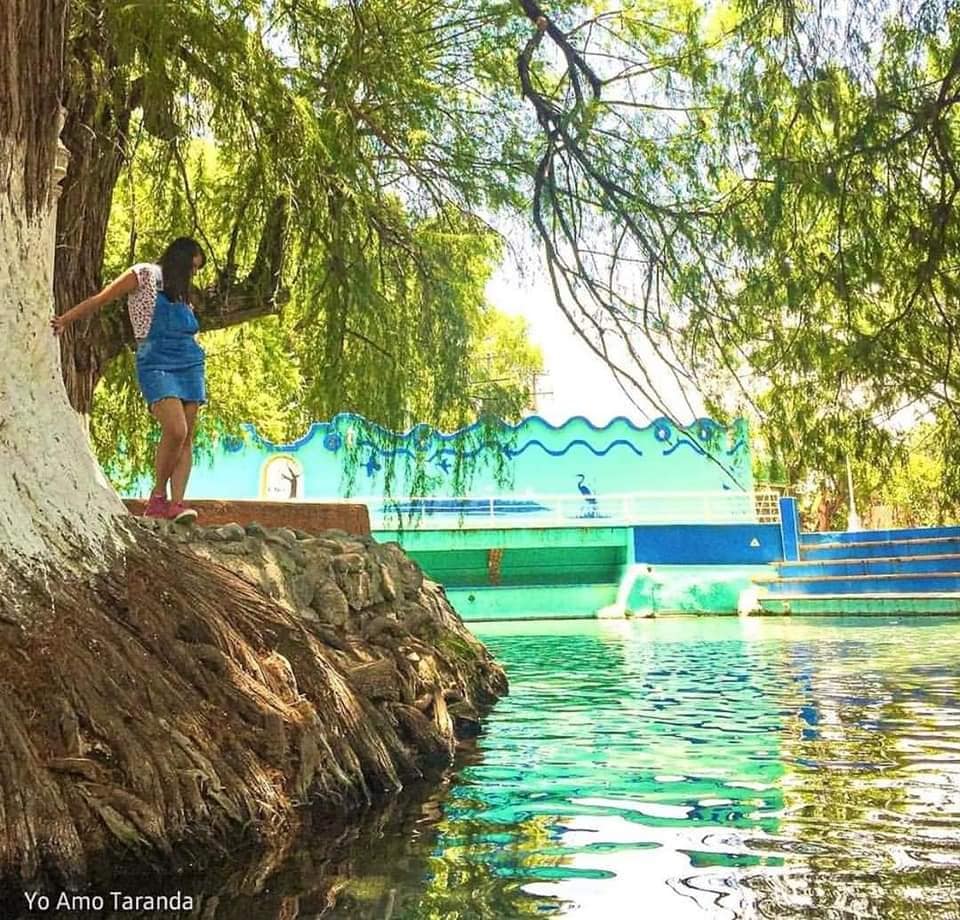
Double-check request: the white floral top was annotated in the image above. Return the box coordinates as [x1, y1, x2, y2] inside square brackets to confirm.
[127, 263, 162, 340]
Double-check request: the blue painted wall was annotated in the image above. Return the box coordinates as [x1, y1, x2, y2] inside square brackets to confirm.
[800, 525, 960, 546]
[145, 414, 756, 523]
[633, 524, 784, 564]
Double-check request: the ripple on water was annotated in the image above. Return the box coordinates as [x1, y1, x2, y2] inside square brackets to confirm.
[424, 617, 960, 919]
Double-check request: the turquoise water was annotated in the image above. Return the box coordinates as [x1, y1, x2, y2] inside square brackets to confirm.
[29, 616, 958, 919]
[327, 616, 960, 919]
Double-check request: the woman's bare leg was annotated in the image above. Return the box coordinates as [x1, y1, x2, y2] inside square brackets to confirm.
[170, 402, 199, 504]
[149, 398, 188, 498]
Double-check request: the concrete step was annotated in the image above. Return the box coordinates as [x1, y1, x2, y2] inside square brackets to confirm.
[800, 536, 960, 561]
[756, 593, 960, 616]
[768, 571, 960, 595]
[778, 553, 960, 578]
[801, 525, 960, 547]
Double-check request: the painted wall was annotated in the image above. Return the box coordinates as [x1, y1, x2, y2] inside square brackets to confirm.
[447, 584, 620, 620]
[440, 563, 773, 620]
[632, 523, 784, 565]
[150, 414, 756, 524]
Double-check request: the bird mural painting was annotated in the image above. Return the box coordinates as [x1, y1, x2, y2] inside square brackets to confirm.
[576, 473, 599, 518]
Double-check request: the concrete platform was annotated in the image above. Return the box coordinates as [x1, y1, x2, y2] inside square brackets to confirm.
[123, 499, 371, 536]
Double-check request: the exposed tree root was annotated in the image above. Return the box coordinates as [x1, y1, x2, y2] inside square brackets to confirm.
[0, 524, 506, 894]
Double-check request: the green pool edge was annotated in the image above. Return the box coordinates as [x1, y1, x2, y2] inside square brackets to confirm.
[446, 582, 960, 621]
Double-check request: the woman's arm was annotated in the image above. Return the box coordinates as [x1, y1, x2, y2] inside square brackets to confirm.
[51, 269, 139, 335]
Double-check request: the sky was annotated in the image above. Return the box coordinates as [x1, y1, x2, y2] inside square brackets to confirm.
[485, 268, 706, 428]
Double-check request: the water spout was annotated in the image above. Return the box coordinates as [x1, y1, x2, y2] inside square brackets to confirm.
[737, 585, 764, 616]
[598, 563, 657, 618]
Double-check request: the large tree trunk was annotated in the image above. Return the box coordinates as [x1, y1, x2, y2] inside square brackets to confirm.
[0, 0, 126, 564]
[54, 52, 137, 417]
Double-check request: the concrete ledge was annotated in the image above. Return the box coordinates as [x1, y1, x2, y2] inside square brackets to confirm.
[123, 499, 371, 536]
[757, 593, 960, 615]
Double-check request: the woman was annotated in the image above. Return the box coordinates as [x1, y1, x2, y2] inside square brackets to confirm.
[52, 238, 207, 523]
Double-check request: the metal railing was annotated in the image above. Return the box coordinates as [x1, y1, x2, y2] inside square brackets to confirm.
[337, 490, 783, 530]
[753, 489, 782, 524]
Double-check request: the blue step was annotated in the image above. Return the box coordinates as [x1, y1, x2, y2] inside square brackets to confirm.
[765, 526, 960, 603]
[800, 536, 960, 561]
[801, 525, 960, 546]
[768, 571, 960, 595]
[779, 554, 960, 578]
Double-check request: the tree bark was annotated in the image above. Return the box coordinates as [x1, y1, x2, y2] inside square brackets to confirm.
[0, 0, 126, 566]
[53, 46, 137, 417]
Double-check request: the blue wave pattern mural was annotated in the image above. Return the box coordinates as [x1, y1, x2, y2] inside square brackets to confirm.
[175, 414, 755, 524]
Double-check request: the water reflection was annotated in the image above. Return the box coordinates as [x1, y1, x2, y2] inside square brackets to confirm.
[13, 617, 960, 919]
[433, 618, 960, 918]
[742, 618, 960, 918]
[461, 618, 790, 918]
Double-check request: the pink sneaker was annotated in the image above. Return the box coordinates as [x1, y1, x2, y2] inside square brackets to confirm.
[168, 502, 198, 524]
[143, 494, 169, 518]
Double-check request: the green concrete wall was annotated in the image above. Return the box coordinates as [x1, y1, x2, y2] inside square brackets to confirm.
[446, 584, 620, 620]
[375, 527, 773, 619]
[374, 525, 631, 589]
[444, 565, 770, 621]
[374, 527, 630, 588]
[375, 526, 630, 551]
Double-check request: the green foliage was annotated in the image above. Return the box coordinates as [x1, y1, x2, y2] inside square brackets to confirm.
[662, 0, 960, 502]
[479, 0, 960, 505]
[463, 311, 543, 422]
[92, 140, 542, 491]
[860, 415, 960, 526]
[74, 0, 552, 491]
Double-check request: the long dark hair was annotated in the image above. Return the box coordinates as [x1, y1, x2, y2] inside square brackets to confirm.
[159, 237, 205, 304]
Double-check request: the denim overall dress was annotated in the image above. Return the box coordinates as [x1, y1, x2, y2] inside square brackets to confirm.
[135, 292, 206, 406]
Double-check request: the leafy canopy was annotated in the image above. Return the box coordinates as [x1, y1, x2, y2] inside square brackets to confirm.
[69, 0, 960, 511]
